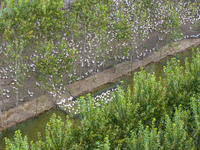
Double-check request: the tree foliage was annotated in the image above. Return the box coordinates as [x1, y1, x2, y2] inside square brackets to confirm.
[0, 0, 77, 102]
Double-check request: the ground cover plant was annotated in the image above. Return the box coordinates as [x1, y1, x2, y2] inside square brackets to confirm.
[4, 47, 200, 149]
[0, 0, 200, 111]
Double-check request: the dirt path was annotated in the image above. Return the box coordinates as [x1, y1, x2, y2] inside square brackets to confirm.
[0, 38, 200, 132]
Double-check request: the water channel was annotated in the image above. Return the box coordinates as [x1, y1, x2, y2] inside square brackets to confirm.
[0, 45, 198, 149]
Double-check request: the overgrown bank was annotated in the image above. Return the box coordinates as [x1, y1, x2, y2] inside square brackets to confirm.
[1, 38, 200, 132]
[0, 0, 200, 112]
[5, 45, 200, 149]
[1, 0, 200, 137]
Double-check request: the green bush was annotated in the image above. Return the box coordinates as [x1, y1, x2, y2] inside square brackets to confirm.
[5, 47, 200, 149]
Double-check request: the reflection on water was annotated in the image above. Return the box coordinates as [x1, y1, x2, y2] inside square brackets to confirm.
[0, 46, 198, 150]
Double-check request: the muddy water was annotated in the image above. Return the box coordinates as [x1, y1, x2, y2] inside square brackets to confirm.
[0, 46, 198, 149]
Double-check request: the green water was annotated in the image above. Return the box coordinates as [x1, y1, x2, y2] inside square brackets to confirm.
[0, 108, 71, 149]
[115, 48, 194, 90]
[0, 46, 198, 149]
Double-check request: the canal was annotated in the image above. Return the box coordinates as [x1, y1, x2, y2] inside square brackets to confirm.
[0, 45, 198, 149]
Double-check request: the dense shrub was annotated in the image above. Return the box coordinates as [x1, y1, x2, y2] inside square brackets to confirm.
[4, 48, 200, 149]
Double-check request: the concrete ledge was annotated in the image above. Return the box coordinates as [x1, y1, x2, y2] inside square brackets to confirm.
[67, 38, 200, 97]
[0, 38, 200, 132]
[0, 95, 55, 132]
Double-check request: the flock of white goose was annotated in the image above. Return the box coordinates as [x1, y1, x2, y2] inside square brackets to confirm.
[57, 88, 118, 116]
[56, 1, 200, 115]
[0, 1, 200, 112]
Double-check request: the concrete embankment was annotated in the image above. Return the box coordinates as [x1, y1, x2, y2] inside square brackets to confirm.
[1, 38, 200, 132]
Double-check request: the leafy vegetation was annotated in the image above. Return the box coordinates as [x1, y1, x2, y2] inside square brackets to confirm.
[5, 48, 200, 149]
[0, 0, 77, 106]
[0, 0, 200, 148]
[0, 0, 199, 109]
